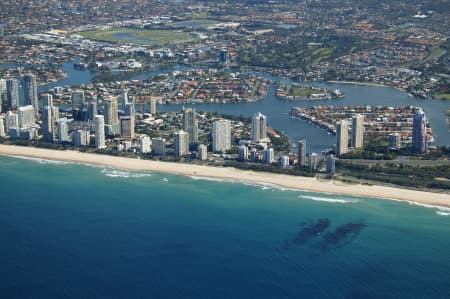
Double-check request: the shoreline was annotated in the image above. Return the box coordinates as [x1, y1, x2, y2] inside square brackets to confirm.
[1, 144, 449, 208]
[326, 80, 392, 88]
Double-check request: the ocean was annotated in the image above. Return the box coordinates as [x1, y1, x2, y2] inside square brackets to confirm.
[1, 156, 449, 298]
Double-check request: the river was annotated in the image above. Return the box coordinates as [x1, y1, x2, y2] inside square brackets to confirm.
[37, 61, 450, 153]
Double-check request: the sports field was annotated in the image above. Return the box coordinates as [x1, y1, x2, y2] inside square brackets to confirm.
[79, 28, 198, 46]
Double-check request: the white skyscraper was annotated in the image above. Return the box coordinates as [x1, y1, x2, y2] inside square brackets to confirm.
[150, 97, 158, 115]
[5, 111, 18, 131]
[351, 114, 364, 149]
[280, 155, 290, 168]
[18, 105, 35, 129]
[336, 120, 349, 156]
[197, 144, 208, 160]
[57, 118, 71, 143]
[238, 145, 249, 161]
[174, 130, 189, 157]
[0, 117, 5, 137]
[252, 112, 267, 142]
[95, 115, 106, 149]
[263, 148, 275, 164]
[140, 136, 152, 153]
[212, 119, 231, 152]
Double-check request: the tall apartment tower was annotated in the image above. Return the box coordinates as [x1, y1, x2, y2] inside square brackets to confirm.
[150, 97, 157, 115]
[95, 115, 106, 149]
[71, 91, 85, 110]
[87, 99, 97, 122]
[182, 107, 198, 146]
[40, 93, 53, 110]
[121, 89, 129, 108]
[104, 98, 119, 135]
[252, 112, 267, 142]
[212, 119, 231, 152]
[336, 120, 349, 156]
[120, 116, 135, 138]
[298, 139, 306, 167]
[6, 78, 19, 110]
[42, 106, 54, 142]
[412, 109, 427, 153]
[174, 130, 189, 157]
[351, 114, 364, 149]
[18, 105, 35, 129]
[23, 74, 38, 113]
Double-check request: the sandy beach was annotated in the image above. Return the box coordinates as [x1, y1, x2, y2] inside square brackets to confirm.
[1, 144, 449, 208]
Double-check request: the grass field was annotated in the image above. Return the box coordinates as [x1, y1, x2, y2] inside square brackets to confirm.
[433, 93, 450, 100]
[79, 28, 198, 46]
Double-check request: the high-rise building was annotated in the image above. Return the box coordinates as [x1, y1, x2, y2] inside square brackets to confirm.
[72, 129, 90, 147]
[263, 148, 275, 164]
[6, 78, 19, 110]
[150, 97, 157, 115]
[336, 120, 349, 156]
[252, 112, 267, 142]
[120, 116, 135, 138]
[0, 79, 6, 113]
[57, 118, 71, 143]
[412, 109, 427, 153]
[18, 105, 35, 129]
[94, 115, 106, 149]
[197, 144, 208, 160]
[71, 91, 85, 110]
[140, 136, 151, 153]
[351, 114, 364, 149]
[23, 74, 38, 113]
[388, 133, 401, 149]
[309, 152, 320, 171]
[5, 111, 18, 131]
[326, 155, 336, 175]
[174, 130, 189, 157]
[183, 107, 198, 146]
[280, 155, 290, 168]
[104, 98, 119, 135]
[151, 137, 166, 156]
[0, 117, 5, 138]
[41, 106, 53, 142]
[121, 89, 129, 108]
[220, 48, 227, 64]
[298, 140, 306, 167]
[238, 145, 249, 161]
[87, 99, 97, 122]
[40, 93, 53, 109]
[212, 119, 231, 152]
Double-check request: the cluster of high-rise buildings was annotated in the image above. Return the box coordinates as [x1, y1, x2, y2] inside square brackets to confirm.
[0, 71, 430, 174]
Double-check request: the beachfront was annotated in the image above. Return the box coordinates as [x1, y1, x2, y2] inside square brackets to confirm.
[1, 144, 449, 208]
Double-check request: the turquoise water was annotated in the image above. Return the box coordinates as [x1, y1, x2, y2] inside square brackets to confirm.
[1, 156, 450, 298]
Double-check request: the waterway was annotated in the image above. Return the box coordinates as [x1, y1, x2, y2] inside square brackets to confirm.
[34, 61, 450, 153]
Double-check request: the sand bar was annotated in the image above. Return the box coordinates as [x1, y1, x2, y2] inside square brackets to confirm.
[1, 144, 449, 208]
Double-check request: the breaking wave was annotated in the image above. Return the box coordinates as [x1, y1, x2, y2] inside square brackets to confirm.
[101, 169, 151, 178]
[299, 195, 359, 204]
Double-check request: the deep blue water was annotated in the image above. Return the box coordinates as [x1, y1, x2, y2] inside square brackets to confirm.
[1, 156, 450, 298]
